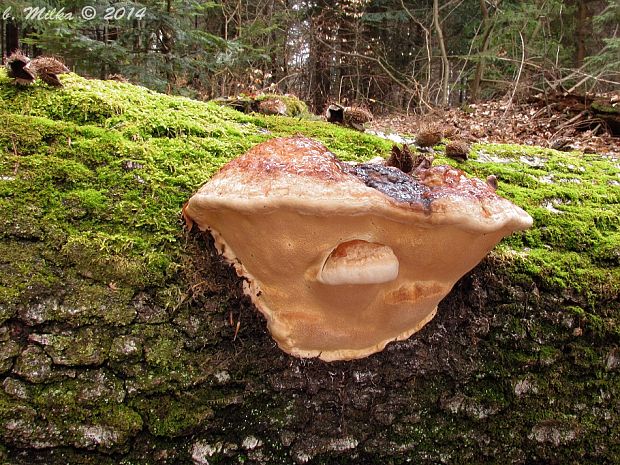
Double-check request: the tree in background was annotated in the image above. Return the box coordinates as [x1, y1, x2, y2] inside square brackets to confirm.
[2, 0, 617, 111]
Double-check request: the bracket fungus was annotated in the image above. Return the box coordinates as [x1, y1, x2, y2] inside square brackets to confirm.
[184, 137, 532, 361]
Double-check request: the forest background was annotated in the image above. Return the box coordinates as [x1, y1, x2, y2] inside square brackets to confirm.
[1, 0, 619, 114]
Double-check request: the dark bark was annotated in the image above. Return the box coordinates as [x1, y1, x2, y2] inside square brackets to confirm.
[574, 0, 592, 68]
[1, 230, 618, 465]
[5, 19, 18, 55]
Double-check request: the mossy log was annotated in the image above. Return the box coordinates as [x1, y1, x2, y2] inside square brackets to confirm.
[531, 92, 620, 135]
[591, 100, 620, 135]
[0, 71, 618, 464]
[211, 93, 308, 118]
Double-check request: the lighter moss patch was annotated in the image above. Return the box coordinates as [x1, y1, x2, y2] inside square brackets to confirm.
[432, 143, 620, 303]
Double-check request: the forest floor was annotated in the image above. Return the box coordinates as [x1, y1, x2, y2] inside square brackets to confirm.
[369, 98, 620, 157]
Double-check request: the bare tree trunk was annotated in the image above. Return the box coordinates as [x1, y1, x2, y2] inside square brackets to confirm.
[574, 0, 588, 68]
[5, 19, 19, 55]
[309, 10, 333, 112]
[433, 0, 449, 107]
[0, 18, 4, 62]
[470, 0, 497, 102]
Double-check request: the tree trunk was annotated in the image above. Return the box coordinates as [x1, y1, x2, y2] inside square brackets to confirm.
[0, 19, 4, 62]
[0, 28, 618, 465]
[5, 19, 18, 55]
[309, 12, 332, 112]
[433, 0, 449, 107]
[470, 0, 497, 102]
[574, 0, 588, 68]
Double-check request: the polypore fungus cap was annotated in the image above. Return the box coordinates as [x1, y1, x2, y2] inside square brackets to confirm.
[184, 137, 532, 361]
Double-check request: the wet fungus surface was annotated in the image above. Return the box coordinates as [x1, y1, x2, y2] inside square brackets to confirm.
[184, 137, 533, 361]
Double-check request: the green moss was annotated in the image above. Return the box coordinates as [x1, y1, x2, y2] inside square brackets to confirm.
[0, 241, 60, 311]
[260, 116, 393, 160]
[32, 370, 125, 413]
[63, 188, 108, 214]
[0, 72, 615, 313]
[106, 325, 217, 395]
[63, 282, 136, 326]
[95, 404, 144, 438]
[256, 93, 309, 117]
[591, 100, 619, 114]
[0, 67, 397, 316]
[143, 334, 185, 369]
[131, 393, 214, 437]
[432, 142, 620, 304]
[537, 345, 563, 365]
[212, 93, 309, 117]
[40, 327, 111, 366]
[60, 231, 171, 288]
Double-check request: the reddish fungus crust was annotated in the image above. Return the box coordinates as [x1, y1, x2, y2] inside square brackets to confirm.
[216, 137, 350, 183]
[328, 240, 370, 259]
[346, 162, 499, 214]
[213, 137, 499, 215]
[346, 163, 433, 210]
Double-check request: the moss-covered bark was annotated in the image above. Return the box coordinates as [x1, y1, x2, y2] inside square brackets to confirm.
[0, 71, 618, 464]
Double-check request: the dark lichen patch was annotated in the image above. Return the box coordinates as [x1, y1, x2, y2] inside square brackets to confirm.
[12, 345, 61, 384]
[131, 392, 214, 437]
[32, 369, 125, 413]
[132, 291, 170, 324]
[30, 327, 111, 366]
